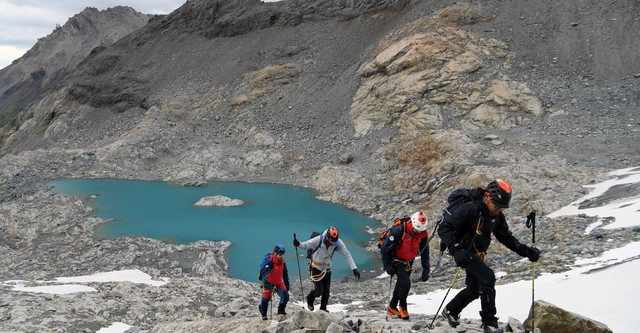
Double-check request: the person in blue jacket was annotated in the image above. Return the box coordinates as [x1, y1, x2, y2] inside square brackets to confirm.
[381, 212, 430, 320]
[258, 244, 290, 320]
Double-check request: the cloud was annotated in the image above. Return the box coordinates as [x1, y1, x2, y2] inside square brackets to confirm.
[0, 45, 28, 68]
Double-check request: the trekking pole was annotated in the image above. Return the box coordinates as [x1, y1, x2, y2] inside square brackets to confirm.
[385, 275, 394, 321]
[293, 233, 305, 300]
[526, 211, 536, 332]
[428, 266, 462, 329]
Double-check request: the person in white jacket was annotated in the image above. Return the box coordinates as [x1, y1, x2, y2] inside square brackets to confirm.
[293, 226, 360, 312]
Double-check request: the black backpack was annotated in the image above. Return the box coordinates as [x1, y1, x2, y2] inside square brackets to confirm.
[306, 231, 322, 259]
[434, 188, 475, 247]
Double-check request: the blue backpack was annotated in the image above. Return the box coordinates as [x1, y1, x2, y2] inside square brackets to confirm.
[257, 252, 271, 282]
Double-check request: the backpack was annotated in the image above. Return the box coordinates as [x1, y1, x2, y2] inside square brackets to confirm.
[306, 231, 322, 259]
[257, 252, 271, 282]
[440, 188, 474, 222]
[377, 217, 411, 249]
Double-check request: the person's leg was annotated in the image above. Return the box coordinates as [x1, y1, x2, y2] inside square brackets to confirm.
[394, 264, 411, 319]
[444, 257, 483, 327]
[259, 283, 273, 319]
[276, 285, 289, 315]
[306, 268, 324, 310]
[319, 270, 332, 311]
[396, 265, 412, 310]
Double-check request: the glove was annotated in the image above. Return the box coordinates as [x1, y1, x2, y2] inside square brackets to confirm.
[293, 238, 300, 247]
[527, 247, 541, 262]
[452, 249, 470, 268]
[384, 266, 395, 276]
[421, 271, 429, 282]
[353, 269, 360, 279]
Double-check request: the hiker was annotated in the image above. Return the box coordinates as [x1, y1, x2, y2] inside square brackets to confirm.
[381, 212, 430, 320]
[293, 226, 360, 312]
[258, 244, 290, 320]
[438, 179, 540, 333]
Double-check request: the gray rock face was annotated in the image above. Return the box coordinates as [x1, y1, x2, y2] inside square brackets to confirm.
[0, 6, 151, 127]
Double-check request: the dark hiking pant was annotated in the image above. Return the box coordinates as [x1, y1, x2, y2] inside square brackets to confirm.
[445, 254, 499, 326]
[390, 262, 412, 310]
[307, 268, 332, 310]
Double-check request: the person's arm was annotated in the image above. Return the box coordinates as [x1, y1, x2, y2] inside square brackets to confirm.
[438, 202, 476, 251]
[419, 235, 430, 279]
[283, 263, 290, 290]
[336, 240, 357, 270]
[381, 226, 403, 273]
[298, 235, 321, 251]
[493, 214, 540, 262]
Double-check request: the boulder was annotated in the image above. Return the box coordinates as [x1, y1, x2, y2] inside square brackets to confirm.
[524, 300, 613, 333]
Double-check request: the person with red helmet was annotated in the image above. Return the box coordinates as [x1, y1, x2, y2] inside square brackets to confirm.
[438, 179, 540, 333]
[293, 226, 360, 312]
[381, 211, 431, 321]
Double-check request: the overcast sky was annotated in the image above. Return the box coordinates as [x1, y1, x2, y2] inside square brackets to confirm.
[0, 0, 188, 69]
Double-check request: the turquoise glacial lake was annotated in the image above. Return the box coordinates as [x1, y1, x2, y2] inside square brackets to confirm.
[52, 179, 378, 282]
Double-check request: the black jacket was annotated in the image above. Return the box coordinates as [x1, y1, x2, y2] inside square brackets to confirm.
[438, 188, 528, 256]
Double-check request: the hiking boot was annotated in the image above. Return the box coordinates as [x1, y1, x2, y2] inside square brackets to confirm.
[481, 324, 504, 333]
[387, 305, 401, 317]
[306, 301, 314, 311]
[319, 308, 330, 313]
[398, 306, 409, 320]
[442, 307, 460, 328]
[277, 304, 287, 316]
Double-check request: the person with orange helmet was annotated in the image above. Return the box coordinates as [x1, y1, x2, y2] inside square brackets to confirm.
[381, 211, 430, 320]
[438, 179, 540, 333]
[293, 226, 360, 312]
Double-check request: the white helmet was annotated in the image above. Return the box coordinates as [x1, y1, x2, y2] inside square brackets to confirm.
[411, 212, 428, 232]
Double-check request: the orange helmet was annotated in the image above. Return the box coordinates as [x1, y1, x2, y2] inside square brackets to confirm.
[326, 226, 339, 243]
[487, 179, 512, 208]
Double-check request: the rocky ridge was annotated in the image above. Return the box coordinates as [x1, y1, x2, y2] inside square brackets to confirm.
[0, 0, 638, 332]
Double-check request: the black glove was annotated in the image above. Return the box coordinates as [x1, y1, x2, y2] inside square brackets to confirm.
[527, 247, 541, 262]
[384, 265, 395, 276]
[353, 269, 360, 279]
[293, 238, 300, 247]
[452, 249, 470, 268]
[421, 271, 429, 282]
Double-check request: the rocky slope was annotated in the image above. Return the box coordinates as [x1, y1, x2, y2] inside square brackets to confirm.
[0, 0, 638, 332]
[0, 6, 151, 128]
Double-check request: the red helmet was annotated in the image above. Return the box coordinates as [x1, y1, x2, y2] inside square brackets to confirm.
[326, 226, 339, 243]
[487, 179, 512, 208]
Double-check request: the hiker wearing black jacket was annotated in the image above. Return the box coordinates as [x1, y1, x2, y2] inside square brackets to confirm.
[438, 180, 540, 333]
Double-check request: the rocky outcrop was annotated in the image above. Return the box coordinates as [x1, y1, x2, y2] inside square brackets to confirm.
[194, 195, 245, 207]
[524, 300, 613, 333]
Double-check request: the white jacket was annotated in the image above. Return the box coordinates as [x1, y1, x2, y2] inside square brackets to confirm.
[299, 229, 357, 271]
